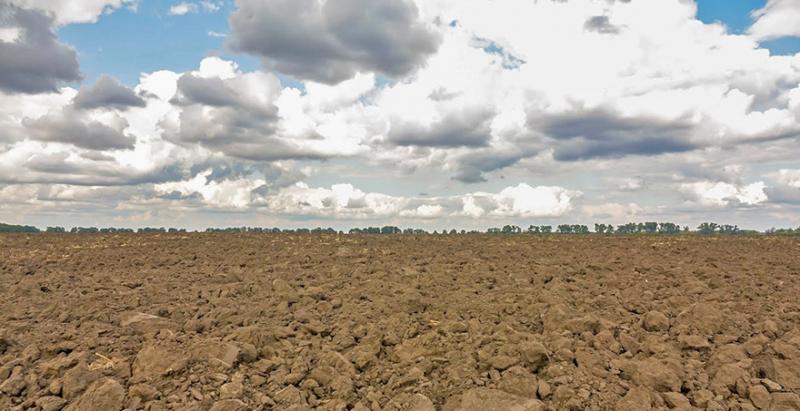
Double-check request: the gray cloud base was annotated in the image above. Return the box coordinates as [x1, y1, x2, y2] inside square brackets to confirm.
[538, 109, 699, 161]
[584, 16, 621, 34]
[388, 110, 494, 148]
[73, 75, 146, 110]
[165, 72, 327, 161]
[228, 0, 441, 84]
[23, 109, 135, 151]
[0, 4, 81, 94]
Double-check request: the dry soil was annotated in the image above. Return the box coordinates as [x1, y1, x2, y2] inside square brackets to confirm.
[1, 234, 800, 411]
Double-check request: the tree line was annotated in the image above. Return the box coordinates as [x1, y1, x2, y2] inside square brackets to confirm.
[0, 221, 789, 234]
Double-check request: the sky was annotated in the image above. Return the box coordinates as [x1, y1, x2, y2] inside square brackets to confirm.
[1, 0, 800, 231]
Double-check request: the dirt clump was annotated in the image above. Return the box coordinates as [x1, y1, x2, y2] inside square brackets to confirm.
[1, 233, 800, 410]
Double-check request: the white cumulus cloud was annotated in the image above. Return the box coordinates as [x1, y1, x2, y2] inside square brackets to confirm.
[748, 0, 800, 41]
[681, 181, 768, 207]
[773, 169, 800, 188]
[169, 2, 197, 16]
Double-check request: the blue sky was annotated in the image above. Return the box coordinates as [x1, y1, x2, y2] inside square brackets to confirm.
[2, 0, 800, 231]
[696, 0, 800, 55]
[58, 1, 252, 86]
[696, 0, 767, 33]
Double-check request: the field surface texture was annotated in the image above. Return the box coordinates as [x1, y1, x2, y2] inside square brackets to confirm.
[1, 234, 800, 411]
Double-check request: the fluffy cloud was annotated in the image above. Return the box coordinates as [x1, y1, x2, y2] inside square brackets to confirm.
[388, 109, 493, 148]
[260, 183, 408, 217]
[399, 204, 445, 219]
[23, 108, 136, 151]
[748, 0, 800, 41]
[148, 173, 579, 221]
[538, 109, 698, 161]
[169, 1, 221, 16]
[450, 149, 531, 183]
[163, 57, 369, 161]
[459, 184, 579, 218]
[162, 62, 289, 160]
[73, 75, 146, 110]
[0, 4, 81, 94]
[584, 15, 621, 35]
[0, 87, 74, 144]
[0, 141, 185, 186]
[773, 169, 800, 188]
[681, 181, 768, 207]
[10, 0, 137, 24]
[169, 2, 197, 15]
[228, 0, 441, 83]
[155, 169, 264, 209]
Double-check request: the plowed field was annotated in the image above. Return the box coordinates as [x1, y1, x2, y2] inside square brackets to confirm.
[1, 234, 799, 410]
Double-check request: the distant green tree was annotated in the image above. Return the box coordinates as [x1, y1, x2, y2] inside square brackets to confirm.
[641, 222, 657, 233]
[381, 226, 401, 234]
[657, 222, 680, 234]
[697, 222, 718, 234]
[0, 223, 39, 233]
[570, 224, 589, 234]
[594, 223, 614, 234]
[616, 223, 638, 234]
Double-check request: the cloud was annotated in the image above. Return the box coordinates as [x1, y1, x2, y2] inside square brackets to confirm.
[199, 0, 222, 12]
[170, 74, 242, 107]
[399, 204, 444, 219]
[388, 109, 493, 148]
[163, 70, 312, 161]
[155, 169, 264, 209]
[168, 2, 197, 16]
[73, 75, 146, 110]
[22, 108, 136, 151]
[163, 57, 369, 162]
[168, 1, 220, 16]
[584, 15, 621, 34]
[148, 174, 579, 221]
[538, 109, 698, 161]
[10, 0, 138, 24]
[748, 0, 800, 41]
[260, 182, 408, 217]
[0, 4, 81, 94]
[772, 169, 800, 188]
[451, 149, 530, 183]
[459, 184, 579, 218]
[680, 181, 768, 207]
[618, 178, 644, 191]
[0, 184, 151, 209]
[228, 0, 441, 84]
[0, 141, 188, 186]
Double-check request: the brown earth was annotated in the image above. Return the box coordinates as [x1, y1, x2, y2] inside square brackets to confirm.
[1, 233, 800, 411]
